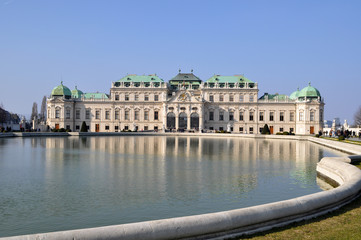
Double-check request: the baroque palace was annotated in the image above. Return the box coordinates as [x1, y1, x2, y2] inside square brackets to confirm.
[47, 71, 324, 135]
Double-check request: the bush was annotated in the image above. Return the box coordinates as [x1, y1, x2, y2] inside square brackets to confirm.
[261, 124, 270, 134]
[283, 132, 289, 135]
[338, 135, 345, 141]
[58, 128, 66, 132]
[66, 129, 72, 132]
[315, 134, 320, 138]
[276, 132, 282, 135]
[80, 121, 88, 132]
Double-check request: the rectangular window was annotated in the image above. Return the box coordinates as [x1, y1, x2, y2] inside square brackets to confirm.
[135, 94, 139, 101]
[280, 127, 284, 132]
[125, 94, 129, 101]
[154, 111, 159, 120]
[249, 112, 254, 121]
[144, 126, 148, 131]
[115, 126, 119, 131]
[259, 128, 263, 133]
[249, 127, 253, 133]
[125, 110, 129, 120]
[85, 110, 90, 120]
[209, 95, 214, 102]
[290, 128, 294, 133]
[249, 95, 254, 102]
[115, 94, 119, 101]
[209, 112, 214, 121]
[310, 112, 315, 121]
[154, 126, 158, 131]
[144, 95, 149, 101]
[239, 112, 244, 121]
[280, 112, 284, 121]
[239, 95, 244, 102]
[135, 110, 139, 120]
[124, 126, 128, 130]
[76, 110, 80, 120]
[154, 95, 159, 101]
[239, 127, 244, 133]
[299, 112, 304, 121]
[115, 110, 119, 120]
[105, 126, 109, 130]
[55, 109, 60, 118]
[219, 112, 224, 121]
[66, 125, 70, 130]
[270, 112, 274, 121]
[144, 111, 149, 120]
[105, 110, 110, 120]
[229, 112, 234, 121]
[219, 127, 224, 131]
[66, 109, 70, 119]
[259, 112, 264, 121]
[229, 95, 234, 102]
[290, 112, 295, 121]
[219, 95, 224, 102]
[95, 110, 100, 120]
[76, 125, 80, 130]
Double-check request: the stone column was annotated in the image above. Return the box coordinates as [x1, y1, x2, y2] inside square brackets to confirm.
[199, 107, 204, 131]
[187, 113, 191, 130]
[162, 103, 167, 132]
[175, 112, 179, 130]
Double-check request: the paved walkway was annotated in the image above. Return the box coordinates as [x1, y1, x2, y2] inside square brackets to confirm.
[348, 137, 361, 142]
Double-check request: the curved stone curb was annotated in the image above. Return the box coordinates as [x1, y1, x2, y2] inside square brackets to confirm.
[2, 155, 361, 240]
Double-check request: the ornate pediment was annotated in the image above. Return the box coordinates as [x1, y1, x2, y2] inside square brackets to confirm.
[168, 90, 203, 103]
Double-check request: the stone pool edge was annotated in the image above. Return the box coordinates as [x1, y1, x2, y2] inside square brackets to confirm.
[1, 134, 361, 239]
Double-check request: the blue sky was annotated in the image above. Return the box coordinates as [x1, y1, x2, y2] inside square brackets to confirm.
[0, 0, 360, 123]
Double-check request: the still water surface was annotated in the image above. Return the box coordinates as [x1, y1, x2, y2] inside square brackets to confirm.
[0, 136, 343, 237]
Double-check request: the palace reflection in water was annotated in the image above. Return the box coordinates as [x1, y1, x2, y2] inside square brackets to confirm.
[0, 136, 344, 237]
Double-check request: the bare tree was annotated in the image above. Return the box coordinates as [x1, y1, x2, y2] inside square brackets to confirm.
[30, 102, 38, 121]
[354, 106, 361, 126]
[0, 104, 6, 125]
[40, 96, 47, 122]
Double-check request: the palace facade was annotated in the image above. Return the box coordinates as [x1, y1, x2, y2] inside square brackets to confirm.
[47, 71, 324, 135]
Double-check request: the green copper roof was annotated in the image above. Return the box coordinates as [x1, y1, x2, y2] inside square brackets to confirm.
[289, 88, 300, 100]
[259, 93, 288, 100]
[83, 92, 109, 99]
[116, 74, 164, 83]
[206, 75, 254, 84]
[298, 83, 321, 98]
[71, 86, 84, 98]
[169, 72, 202, 85]
[170, 73, 201, 81]
[51, 82, 72, 97]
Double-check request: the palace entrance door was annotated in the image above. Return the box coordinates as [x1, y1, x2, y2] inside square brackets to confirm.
[190, 112, 199, 129]
[178, 112, 187, 129]
[167, 112, 176, 129]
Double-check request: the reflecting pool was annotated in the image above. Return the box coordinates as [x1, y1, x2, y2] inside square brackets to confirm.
[0, 136, 344, 237]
